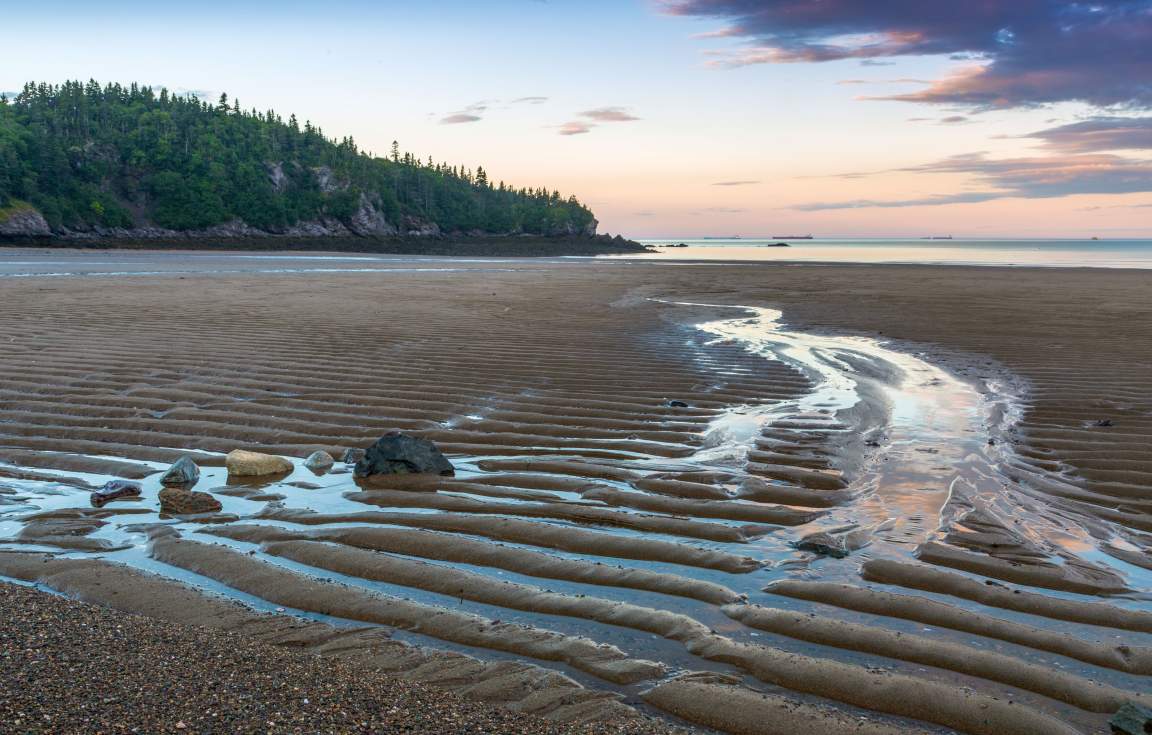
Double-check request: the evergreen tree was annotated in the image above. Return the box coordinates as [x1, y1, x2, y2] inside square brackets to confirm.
[0, 80, 596, 236]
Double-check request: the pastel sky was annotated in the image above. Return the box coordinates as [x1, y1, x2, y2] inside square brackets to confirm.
[3, 0, 1150, 237]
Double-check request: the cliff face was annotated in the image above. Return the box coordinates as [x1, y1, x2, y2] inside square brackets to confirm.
[1, 166, 597, 242]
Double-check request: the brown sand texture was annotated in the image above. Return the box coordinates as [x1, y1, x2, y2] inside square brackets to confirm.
[0, 254, 1149, 734]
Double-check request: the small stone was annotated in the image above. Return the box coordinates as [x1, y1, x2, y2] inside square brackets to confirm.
[225, 449, 293, 477]
[90, 480, 142, 508]
[159, 456, 200, 487]
[665, 399, 689, 408]
[303, 451, 335, 473]
[341, 448, 366, 465]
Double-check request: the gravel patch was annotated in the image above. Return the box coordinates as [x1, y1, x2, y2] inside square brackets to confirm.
[0, 582, 683, 734]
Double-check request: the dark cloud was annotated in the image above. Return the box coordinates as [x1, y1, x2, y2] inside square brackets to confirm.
[558, 121, 594, 136]
[712, 180, 760, 186]
[796, 151, 1152, 209]
[1026, 117, 1152, 152]
[662, 1, 1152, 109]
[940, 115, 970, 124]
[581, 107, 641, 122]
[440, 113, 482, 125]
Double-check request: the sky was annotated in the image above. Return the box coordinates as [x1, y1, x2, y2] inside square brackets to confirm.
[2, 0, 1150, 238]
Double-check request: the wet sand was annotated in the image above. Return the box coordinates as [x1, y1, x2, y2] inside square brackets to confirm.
[1, 251, 1150, 734]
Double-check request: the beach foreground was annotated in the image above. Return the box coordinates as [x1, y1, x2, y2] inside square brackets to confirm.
[1, 252, 1149, 734]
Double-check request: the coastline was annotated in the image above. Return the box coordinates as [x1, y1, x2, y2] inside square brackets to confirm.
[0, 234, 650, 257]
[1, 255, 1149, 734]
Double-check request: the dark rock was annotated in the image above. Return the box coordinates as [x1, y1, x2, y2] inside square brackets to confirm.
[354, 432, 455, 478]
[795, 531, 849, 558]
[158, 487, 223, 515]
[90, 480, 142, 508]
[341, 448, 366, 465]
[665, 400, 690, 408]
[1094, 419, 1115, 427]
[159, 456, 200, 487]
[1110, 701, 1152, 735]
[304, 451, 335, 473]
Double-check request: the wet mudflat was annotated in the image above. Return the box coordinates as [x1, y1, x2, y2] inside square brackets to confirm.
[1, 252, 1150, 734]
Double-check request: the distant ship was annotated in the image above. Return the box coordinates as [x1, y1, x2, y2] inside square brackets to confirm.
[921, 235, 954, 240]
[771, 234, 813, 239]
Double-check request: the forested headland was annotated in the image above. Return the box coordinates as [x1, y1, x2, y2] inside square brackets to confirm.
[0, 81, 640, 253]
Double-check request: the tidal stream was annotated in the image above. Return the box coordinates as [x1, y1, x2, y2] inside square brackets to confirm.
[1, 300, 1148, 734]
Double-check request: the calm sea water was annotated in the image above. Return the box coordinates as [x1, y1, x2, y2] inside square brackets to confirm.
[610, 238, 1152, 268]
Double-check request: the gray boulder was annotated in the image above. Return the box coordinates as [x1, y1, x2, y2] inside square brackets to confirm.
[795, 531, 849, 558]
[304, 450, 335, 473]
[159, 456, 200, 486]
[341, 448, 366, 465]
[354, 432, 455, 478]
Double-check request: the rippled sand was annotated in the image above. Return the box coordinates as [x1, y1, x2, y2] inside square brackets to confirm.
[0, 253, 1149, 734]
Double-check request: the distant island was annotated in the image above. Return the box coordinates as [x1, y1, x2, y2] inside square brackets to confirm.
[0, 81, 644, 255]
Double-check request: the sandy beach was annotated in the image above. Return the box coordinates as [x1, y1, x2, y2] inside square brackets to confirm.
[1, 250, 1150, 734]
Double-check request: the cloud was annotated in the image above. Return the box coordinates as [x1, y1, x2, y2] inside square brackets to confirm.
[558, 121, 594, 136]
[440, 113, 482, 125]
[581, 106, 641, 122]
[1078, 202, 1152, 210]
[795, 151, 1152, 209]
[940, 115, 970, 124]
[556, 106, 641, 136]
[512, 96, 549, 104]
[439, 100, 492, 125]
[661, 1, 1152, 109]
[712, 180, 760, 186]
[795, 192, 1000, 210]
[1025, 117, 1152, 152]
[836, 77, 931, 86]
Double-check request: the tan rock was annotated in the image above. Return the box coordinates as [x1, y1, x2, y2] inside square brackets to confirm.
[226, 450, 294, 477]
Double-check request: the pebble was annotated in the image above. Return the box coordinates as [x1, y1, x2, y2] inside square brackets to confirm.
[0, 583, 684, 734]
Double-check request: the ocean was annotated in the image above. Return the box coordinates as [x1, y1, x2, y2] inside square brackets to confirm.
[610, 238, 1152, 268]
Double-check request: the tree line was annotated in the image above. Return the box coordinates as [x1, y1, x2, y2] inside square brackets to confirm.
[0, 80, 596, 236]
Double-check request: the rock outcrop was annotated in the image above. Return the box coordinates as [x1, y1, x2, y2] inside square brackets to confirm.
[0, 202, 52, 237]
[348, 194, 398, 237]
[354, 432, 455, 478]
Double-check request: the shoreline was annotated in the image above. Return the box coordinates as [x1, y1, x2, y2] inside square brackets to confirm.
[0, 234, 650, 258]
[1, 255, 1149, 734]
